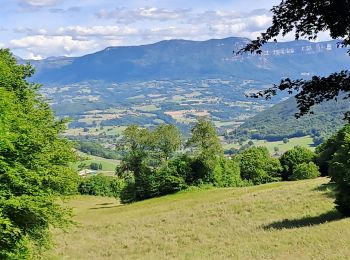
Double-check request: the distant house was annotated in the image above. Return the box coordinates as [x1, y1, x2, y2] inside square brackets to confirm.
[78, 169, 97, 177]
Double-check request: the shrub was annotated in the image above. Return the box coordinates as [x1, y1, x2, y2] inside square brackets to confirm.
[238, 147, 282, 184]
[214, 157, 243, 187]
[90, 162, 99, 170]
[290, 162, 320, 180]
[156, 165, 187, 196]
[79, 175, 122, 197]
[280, 146, 316, 180]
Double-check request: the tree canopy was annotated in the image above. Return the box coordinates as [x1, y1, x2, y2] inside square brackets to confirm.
[0, 49, 79, 258]
[239, 0, 350, 120]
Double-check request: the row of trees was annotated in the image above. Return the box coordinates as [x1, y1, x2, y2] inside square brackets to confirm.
[115, 121, 350, 217]
[115, 120, 321, 203]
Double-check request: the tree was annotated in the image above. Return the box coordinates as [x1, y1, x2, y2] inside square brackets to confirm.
[117, 124, 185, 202]
[186, 119, 223, 183]
[279, 146, 316, 180]
[328, 131, 350, 216]
[238, 147, 282, 184]
[239, 0, 350, 121]
[238, 1, 350, 215]
[0, 49, 78, 258]
[214, 157, 243, 187]
[290, 162, 320, 181]
[315, 124, 350, 176]
[186, 119, 223, 159]
[116, 125, 152, 176]
[152, 124, 181, 161]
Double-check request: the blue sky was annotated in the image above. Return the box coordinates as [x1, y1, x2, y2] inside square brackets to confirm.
[0, 0, 295, 59]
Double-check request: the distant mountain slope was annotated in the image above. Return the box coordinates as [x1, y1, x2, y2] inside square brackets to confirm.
[233, 96, 350, 144]
[28, 37, 350, 84]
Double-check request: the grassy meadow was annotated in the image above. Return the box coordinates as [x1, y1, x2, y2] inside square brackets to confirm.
[46, 178, 350, 259]
[224, 136, 315, 154]
[71, 153, 120, 173]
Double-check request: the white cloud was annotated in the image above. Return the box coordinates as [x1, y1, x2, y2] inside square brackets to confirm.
[27, 52, 43, 60]
[9, 35, 99, 58]
[96, 7, 190, 23]
[57, 25, 138, 37]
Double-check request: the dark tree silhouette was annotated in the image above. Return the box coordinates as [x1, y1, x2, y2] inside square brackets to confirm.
[238, 0, 350, 120]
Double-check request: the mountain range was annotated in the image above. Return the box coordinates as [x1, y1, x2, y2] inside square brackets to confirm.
[25, 37, 350, 85]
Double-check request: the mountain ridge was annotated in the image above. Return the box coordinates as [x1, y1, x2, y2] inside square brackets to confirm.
[27, 37, 350, 85]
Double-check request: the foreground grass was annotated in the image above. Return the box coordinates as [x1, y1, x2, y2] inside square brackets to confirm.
[47, 178, 350, 259]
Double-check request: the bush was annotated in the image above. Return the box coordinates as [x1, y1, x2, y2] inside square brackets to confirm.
[90, 162, 99, 170]
[290, 162, 320, 180]
[214, 157, 243, 187]
[156, 165, 187, 196]
[238, 147, 282, 184]
[79, 175, 122, 197]
[280, 146, 316, 180]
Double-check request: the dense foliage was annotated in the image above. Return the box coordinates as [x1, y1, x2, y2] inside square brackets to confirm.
[290, 162, 320, 181]
[78, 175, 122, 197]
[237, 147, 282, 185]
[315, 125, 350, 176]
[279, 146, 316, 180]
[316, 124, 350, 216]
[117, 120, 248, 202]
[116, 120, 317, 203]
[186, 119, 224, 184]
[0, 49, 79, 258]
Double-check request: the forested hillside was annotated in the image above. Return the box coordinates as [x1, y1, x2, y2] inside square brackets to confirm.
[232, 96, 350, 144]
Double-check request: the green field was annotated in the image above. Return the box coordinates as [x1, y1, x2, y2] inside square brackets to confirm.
[72, 153, 120, 172]
[47, 178, 350, 259]
[224, 136, 315, 154]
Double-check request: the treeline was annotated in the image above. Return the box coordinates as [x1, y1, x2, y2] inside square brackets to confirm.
[110, 121, 350, 217]
[111, 120, 321, 203]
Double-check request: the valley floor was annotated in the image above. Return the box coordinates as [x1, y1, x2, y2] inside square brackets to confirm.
[47, 178, 350, 259]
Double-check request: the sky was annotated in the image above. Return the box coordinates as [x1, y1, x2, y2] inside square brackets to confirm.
[0, 0, 303, 59]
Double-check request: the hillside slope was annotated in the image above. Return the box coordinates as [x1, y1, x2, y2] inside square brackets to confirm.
[47, 178, 350, 259]
[233, 96, 350, 143]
